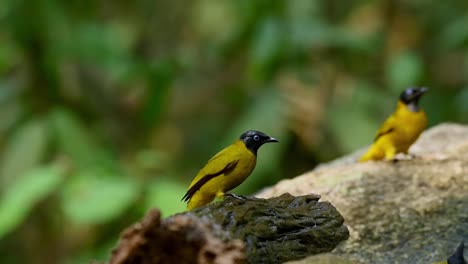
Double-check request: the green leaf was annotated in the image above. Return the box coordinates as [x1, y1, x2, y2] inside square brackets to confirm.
[387, 52, 423, 92]
[61, 22, 135, 79]
[0, 165, 63, 238]
[144, 178, 187, 217]
[0, 38, 21, 74]
[288, 19, 330, 49]
[50, 108, 114, 170]
[51, 108, 135, 224]
[286, 0, 321, 19]
[141, 61, 175, 128]
[328, 84, 384, 153]
[439, 15, 468, 49]
[0, 119, 49, 186]
[0, 99, 24, 136]
[194, 0, 238, 44]
[248, 17, 285, 80]
[455, 88, 468, 116]
[61, 169, 139, 224]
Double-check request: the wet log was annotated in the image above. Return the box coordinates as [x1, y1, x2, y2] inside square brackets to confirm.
[108, 193, 349, 264]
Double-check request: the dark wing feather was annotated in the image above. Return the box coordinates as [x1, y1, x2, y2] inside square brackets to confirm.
[373, 114, 397, 142]
[181, 160, 239, 202]
[374, 127, 395, 142]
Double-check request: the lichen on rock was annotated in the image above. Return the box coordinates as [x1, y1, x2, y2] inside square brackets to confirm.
[192, 193, 349, 263]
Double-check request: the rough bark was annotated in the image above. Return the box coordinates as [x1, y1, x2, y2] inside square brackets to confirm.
[109, 208, 246, 264]
[108, 193, 349, 264]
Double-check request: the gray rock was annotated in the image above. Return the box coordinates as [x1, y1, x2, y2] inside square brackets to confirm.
[258, 123, 468, 263]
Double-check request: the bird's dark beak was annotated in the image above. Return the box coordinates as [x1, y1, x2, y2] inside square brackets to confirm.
[413, 87, 429, 99]
[419, 87, 429, 94]
[265, 137, 278, 143]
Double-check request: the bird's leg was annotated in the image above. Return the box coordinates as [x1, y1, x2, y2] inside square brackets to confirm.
[397, 151, 417, 161]
[216, 191, 246, 201]
[215, 191, 225, 200]
[384, 147, 397, 161]
[391, 153, 419, 163]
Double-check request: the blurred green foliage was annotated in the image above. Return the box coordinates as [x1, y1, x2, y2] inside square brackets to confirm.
[0, 0, 467, 263]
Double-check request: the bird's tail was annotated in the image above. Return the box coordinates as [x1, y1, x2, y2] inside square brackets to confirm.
[359, 145, 383, 162]
[359, 150, 373, 162]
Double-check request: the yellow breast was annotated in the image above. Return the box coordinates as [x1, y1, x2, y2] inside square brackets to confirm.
[389, 101, 427, 151]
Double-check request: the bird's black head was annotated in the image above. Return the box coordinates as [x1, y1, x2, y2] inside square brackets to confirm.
[240, 130, 278, 155]
[399, 87, 429, 111]
[399, 87, 429, 104]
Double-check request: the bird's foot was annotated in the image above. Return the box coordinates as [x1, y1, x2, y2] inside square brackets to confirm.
[390, 153, 416, 163]
[224, 193, 246, 200]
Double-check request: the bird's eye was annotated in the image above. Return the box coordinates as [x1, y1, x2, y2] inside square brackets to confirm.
[253, 135, 260, 141]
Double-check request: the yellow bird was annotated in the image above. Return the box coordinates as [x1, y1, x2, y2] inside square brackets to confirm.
[182, 130, 278, 210]
[359, 87, 428, 162]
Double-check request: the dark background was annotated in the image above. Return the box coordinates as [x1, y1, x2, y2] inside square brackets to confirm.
[0, 0, 467, 263]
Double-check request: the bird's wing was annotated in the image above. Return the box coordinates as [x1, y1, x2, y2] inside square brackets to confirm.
[374, 115, 396, 142]
[182, 146, 240, 202]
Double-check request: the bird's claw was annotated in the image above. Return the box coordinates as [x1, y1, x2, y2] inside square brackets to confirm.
[391, 153, 417, 163]
[224, 193, 246, 200]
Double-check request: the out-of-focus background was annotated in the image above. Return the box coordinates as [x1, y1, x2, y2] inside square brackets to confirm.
[0, 0, 467, 263]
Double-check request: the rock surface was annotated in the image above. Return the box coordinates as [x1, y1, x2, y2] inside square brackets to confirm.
[258, 123, 468, 263]
[108, 193, 349, 264]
